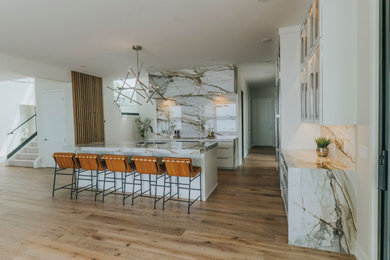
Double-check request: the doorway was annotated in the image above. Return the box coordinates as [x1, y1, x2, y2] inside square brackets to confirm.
[251, 98, 275, 147]
[40, 90, 67, 167]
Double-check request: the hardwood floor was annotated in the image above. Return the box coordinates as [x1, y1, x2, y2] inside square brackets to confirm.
[0, 147, 355, 259]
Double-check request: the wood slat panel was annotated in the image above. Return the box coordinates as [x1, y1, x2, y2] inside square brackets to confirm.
[71, 71, 105, 145]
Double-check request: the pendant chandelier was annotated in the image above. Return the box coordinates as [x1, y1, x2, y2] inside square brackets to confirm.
[108, 45, 166, 107]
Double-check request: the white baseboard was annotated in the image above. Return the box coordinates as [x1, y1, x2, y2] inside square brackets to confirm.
[353, 242, 369, 260]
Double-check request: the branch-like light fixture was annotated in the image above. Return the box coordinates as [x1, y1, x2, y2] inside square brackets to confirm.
[108, 45, 166, 107]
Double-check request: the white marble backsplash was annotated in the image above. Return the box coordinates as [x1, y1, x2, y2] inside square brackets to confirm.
[149, 65, 237, 138]
[321, 125, 356, 163]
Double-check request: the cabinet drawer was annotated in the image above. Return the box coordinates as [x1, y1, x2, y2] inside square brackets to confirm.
[218, 142, 234, 148]
[217, 158, 234, 168]
[217, 147, 234, 158]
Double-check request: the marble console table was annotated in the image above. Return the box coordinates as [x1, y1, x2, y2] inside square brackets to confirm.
[68, 141, 219, 201]
[280, 150, 357, 254]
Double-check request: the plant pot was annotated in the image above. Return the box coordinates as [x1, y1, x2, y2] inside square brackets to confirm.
[316, 147, 329, 157]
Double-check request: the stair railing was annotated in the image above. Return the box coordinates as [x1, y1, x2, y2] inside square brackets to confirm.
[6, 113, 38, 159]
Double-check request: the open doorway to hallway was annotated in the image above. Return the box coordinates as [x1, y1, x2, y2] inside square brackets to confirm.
[249, 85, 276, 148]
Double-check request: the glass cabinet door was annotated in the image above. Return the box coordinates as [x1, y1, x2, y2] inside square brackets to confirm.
[300, 69, 306, 120]
[301, 30, 305, 63]
[307, 59, 313, 122]
[309, 5, 314, 47]
[314, 0, 319, 40]
[304, 19, 308, 58]
[313, 47, 320, 122]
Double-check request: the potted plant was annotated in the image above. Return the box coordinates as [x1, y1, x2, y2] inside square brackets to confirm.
[315, 137, 332, 157]
[135, 117, 153, 144]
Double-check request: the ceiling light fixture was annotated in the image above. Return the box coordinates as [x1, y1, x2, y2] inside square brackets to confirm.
[108, 45, 166, 107]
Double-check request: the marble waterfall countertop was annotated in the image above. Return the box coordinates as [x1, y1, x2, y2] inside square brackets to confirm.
[71, 140, 218, 155]
[282, 149, 355, 170]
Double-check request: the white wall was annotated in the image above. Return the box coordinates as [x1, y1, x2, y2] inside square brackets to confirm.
[355, 0, 379, 259]
[279, 26, 321, 150]
[0, 53, 70, 82]
[103, 78, 156, 144]
[0, 78, 35, 161]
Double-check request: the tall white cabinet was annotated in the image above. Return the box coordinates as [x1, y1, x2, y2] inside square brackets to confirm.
[300, 0, 357, 125]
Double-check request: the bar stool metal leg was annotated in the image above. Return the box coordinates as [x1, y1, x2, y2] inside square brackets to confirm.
[70, 168, 75, 199]
[94, 168, 99, 201]
[76, 168, 81, 199]
[188, 176, 192, 214]
[122, 171, 126, 205]
[153, 175, 158, 209]
[162, 174, 167, 211]
[177, 176, 180, 199]
[52, 162, 58, 197]
[102, 169, 107, 203]
[132, 174, 136, 206]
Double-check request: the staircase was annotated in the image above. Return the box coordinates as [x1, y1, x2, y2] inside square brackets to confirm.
[7, 138, 39, 168]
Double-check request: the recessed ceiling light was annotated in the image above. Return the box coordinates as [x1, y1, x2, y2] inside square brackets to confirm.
[261, 38, 273, 43]
[264, 59, 272, 63]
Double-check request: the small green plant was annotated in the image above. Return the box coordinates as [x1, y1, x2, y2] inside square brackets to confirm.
[135, 117, 153, 138]
[315, 137, 332, 148]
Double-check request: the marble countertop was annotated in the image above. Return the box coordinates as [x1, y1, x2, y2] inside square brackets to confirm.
[151, 136, 237, 142]
[282, 149, 355, 170]
[71, 140, 218, 156]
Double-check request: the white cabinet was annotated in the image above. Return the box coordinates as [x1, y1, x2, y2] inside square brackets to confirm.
[300, 0, 356, 125]
[217, 139, 237, 169]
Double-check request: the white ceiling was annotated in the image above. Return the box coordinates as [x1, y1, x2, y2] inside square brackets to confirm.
[0, 0, 308, 83]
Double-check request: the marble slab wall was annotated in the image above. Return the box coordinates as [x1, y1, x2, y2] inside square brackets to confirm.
[149, 65, 237, 138]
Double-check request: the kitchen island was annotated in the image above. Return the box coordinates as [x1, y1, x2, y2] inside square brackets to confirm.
[69, 140, 218, 201]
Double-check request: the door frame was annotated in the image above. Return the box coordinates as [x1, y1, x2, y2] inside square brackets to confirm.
[251, 97, 275, 147]
[38, 89, 66, 167]
[241, 90, 244, 159]
[379, 0, 390, 258]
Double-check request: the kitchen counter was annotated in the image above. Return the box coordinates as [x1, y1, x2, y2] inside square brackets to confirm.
[152, 136, 238, 142]
[279, 150, 357, 253]
[282, 149, 355, 170]
[68, 140, 219, 201]
[73, 140, 218, 156]
[151, 137, 239, 169]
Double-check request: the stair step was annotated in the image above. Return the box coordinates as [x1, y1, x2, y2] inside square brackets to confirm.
[23, 147, 39, 153]
[28, 141, 39, 148]
[7, 159, 34, 168]
[16, 153, 39, 160]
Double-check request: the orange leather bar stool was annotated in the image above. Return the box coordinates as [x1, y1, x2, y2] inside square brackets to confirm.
[52, 153, 79, 199]
[131, 156, 164, 209]
[101, 155, 135, 204]
[75, 153, 105, 201]
[162, 157, 202, 214]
